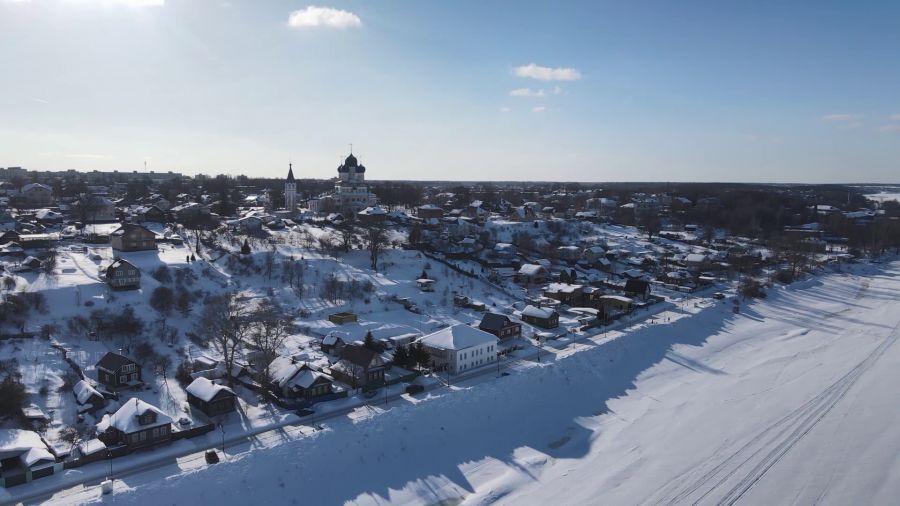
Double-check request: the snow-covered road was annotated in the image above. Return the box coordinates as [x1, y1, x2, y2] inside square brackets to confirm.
[34, 262, 900, 506]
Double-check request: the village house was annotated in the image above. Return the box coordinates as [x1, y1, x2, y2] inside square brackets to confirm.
[356, 206, 387, 225]
[517, 264, 549, 285]
[72, 380, 106, 413]
[83, 196, 117, 222]
[97, 398, 173, 449]
[521, 305, 560, 329]
[416, 278, 436, 292]
[19, 183, 53, 207]
[320, 334, 346, 354]
[0, 429, 57, 488]
[556, 245, 582, 263]
[599, 295, 634, 316]
[419, 324, 498, 374]
[104, 258, 141, 290]
[269, 357, 336, 402]
[624, 279, 651, 300]
[330, 345, 386, 390]
[580, 246, 607, 266]
[110, 223, 157, 252]
[478, 313, 522, 340]
[135, 205, 167, 223]
[186, 377, 237, 417]
[542, 283, 584, 306]
[95, 352, 142, 390]
[684, 253, 711, 272]
[416, 204, 444, 220]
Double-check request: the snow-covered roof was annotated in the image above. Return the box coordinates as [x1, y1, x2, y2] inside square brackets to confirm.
[518, 264, 546, 276]
[0, 429, 54, 467]
[599, 295, 633, 304]
[22, 183, 51, 192]
[522, 305, 556, 319]
[545, 283, 583, 294]
[358, 206, 387, 215]
[73, 380, 103, 405]
[419, 324, 497, 351]
[186, 377, 234, 402]
[97, 398, 172, 434]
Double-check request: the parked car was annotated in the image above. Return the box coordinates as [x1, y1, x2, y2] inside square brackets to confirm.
[405, 384, 425, 395]
[713, 292, 725, 300]
[205, 450, 219, 464]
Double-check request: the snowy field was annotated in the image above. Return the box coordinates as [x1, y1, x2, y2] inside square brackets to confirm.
[865, 190, 900, 203]
[35, 260, 900, 505]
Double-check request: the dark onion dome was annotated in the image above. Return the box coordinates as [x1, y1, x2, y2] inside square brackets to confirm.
[286, 164, 296, 182]
[357, 164, 366, 173]
[338, 163, 349, 173]
[344, 153, 358, 167]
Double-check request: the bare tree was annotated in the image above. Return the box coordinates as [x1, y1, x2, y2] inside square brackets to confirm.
[263, 250, 275, 280]
[196, 292, 252, 386]
[71, 194, 103, 224]
[367, 224, 388, 271]
[248, 299, 290, 387]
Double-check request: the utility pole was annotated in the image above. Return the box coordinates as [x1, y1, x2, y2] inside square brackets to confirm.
[218, 422, 225, 456]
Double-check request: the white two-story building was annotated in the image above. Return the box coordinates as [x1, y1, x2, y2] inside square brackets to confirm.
[418, 324, 498, 374]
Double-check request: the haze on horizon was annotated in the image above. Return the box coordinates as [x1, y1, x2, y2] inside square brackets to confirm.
[1, 0, 898, 183]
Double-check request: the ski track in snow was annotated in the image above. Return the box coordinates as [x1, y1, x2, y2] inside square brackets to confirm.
[649, 315, 900, 506]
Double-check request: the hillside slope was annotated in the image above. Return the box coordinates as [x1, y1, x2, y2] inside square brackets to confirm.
[59, 262, 900, 506]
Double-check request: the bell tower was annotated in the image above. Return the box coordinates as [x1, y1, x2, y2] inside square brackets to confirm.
[284, 163, 297, 211]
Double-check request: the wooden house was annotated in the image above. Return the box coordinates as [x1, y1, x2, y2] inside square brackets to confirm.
[331, 345, 385, 390]
[95, 352, 142, 390]
[478, 313, 521, 340]
[269, 357, 335, 401]
[186, 377, 236, 417]
[104, 259, 141, 290]
[624, 279, 651, 300]
[110, 223, 157, 252]
[521, 305, 560, 329]
[96, 398, 172, 449]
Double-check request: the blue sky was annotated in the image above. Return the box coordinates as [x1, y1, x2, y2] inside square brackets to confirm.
[1, 0, 898, 182]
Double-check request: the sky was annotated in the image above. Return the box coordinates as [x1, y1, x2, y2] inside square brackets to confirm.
[0, 0, 898, 183]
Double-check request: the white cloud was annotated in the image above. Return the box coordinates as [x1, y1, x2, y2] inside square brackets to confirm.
[531, 106, 547, 113]
[509, 86, 563, 98]
[30, 97, 50, 105]
[499, 107, 511, 113]
[513, 63, 581, 81]
[879, 124, 900, 133]
[822, 113, 863, 129]
[510, 88, 545, 97]
[822, 113, 862, 122]
[288, 6, 361, 29]
[890, 113, 900, 121]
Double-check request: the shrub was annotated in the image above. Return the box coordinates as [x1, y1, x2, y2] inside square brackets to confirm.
[739, 277, 767, 299]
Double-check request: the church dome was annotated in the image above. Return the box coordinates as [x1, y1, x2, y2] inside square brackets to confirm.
[357, 164, 366, 173]
[344, 153, 358, 167]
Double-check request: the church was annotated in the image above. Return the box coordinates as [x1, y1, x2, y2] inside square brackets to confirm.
[306, 152, 377, 214]
[284, 163, 297, 211]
